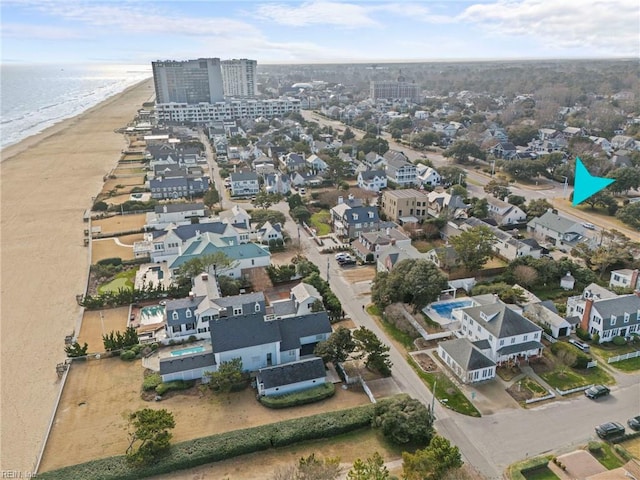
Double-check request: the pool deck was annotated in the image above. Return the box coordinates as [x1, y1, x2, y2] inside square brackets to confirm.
[157, 341, 212, 361]
[423, 299, 473, 328]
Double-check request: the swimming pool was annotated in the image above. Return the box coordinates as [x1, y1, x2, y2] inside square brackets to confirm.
[140, 305, 165, 326]
[429, 299, 474, 319]
[170, 346, 206, 357]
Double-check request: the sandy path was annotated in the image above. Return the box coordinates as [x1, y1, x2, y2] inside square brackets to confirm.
[0, 78, 154, 472]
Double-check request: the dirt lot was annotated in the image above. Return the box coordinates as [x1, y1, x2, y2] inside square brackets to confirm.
[39, 358, 369, 472]
[77, 307, 129, 353]
[92, 213, 146, 235]
[340, 265, 376, 283]
[621, 437, 640, 458]
[413, 352, 440, 373]
[270, 249, 301, 266]
[102, 175, 146, 193]
[91, 238, 136, 263]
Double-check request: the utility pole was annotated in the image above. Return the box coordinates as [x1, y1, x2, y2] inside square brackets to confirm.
[431, 379, 437, 421]
[326, 257, 330, 283]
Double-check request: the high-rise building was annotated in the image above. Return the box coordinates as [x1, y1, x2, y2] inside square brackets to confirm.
[370, 79, 420, 101]
[220, 59, 258, 98]
[152, 58, 225, 104]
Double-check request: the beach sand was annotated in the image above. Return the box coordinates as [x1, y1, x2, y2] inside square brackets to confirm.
[0, 78, 154, 471]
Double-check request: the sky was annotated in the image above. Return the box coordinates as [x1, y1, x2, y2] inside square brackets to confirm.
[1, 0, 638, 65]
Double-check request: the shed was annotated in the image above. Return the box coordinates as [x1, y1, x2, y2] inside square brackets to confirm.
[560, 271, 576, 290]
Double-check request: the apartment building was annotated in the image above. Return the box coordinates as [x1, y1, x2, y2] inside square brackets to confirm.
[152, 58, 224, 104]
[221, 59, 258, 98]
[380, 189, 431, 223]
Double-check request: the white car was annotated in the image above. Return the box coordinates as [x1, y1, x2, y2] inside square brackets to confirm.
[335, 252, 350, 260]
[582, 223, 596, 230]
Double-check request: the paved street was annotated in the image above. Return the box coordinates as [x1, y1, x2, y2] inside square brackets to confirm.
[202, 129, 640, 479]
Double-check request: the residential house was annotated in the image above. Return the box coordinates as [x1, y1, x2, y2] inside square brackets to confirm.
[280, 152, 307, 172]
[611, 135, 635, 150]
[527, 210, 586, 248]
[168, 233, 271, 279]
[385, 152, 417, 187]
[306, 154, 329, 172]
[150, 175, 209, 200]
[357, 170, 387, 192]
[256, 221, 284, 244]
[159, 286, 332, 385]
[253, 156, 276, 175]
[566, 284, 640, 343]
[426, 190, 468, 219]
[416, 165, 441, 187]
[376, 244, 421, 273]
[220, 205, 252, 232]
[290, 171, 323, 187]
[256, 357, 327, 396]
[523, 302, 572, 338]
[425, 246, 458, 271]
[351, 228, 411, 262]
[609, 269, 640, 291]
[456, 301, 544, 364]
[267, 282, 324, 319]
[230, 172, 260, 197]
[363, 151, 387, 170]
[264, 172, 291, 195]
[590, 136, 613, 154]
[562, 126, 584, 138]
[145, 203, 206, 230]
[380, 189, 431, 223]
[489, 142, 518, 160]
[135, 221, 244, 262]
[330, 197, 380, 239]
[486, 197, 526, 226]
[437, 338, 497, 384]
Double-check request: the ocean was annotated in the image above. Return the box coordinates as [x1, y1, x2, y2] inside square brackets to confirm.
[0, 64, 152, 150]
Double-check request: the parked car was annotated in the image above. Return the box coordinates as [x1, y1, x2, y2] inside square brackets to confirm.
[568, 339, 590, 352]
[585, 384, 610, 399]
[582, 222, 596, 230]
[595, 422, 625, 439]
[338, 259, 356, 266]
[335, 252, 350, 260]
[628, 416, 640, 431]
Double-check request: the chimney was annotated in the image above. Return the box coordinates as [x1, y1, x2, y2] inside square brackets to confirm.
[201, 273, 208, 281]
[386, 227, 391, 236]
[163, 205, 168, 213]
[493, 293, 499, 303]
[580, 298, 594, 331]
[189, 291, 195, 300]
[338, 196, 344, 204]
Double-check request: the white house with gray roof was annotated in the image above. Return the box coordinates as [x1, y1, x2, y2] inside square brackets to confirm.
[566, 284, 640, 343]
[357, 170, 387, 192]
[257, 357, 327, 396]
[527, 210, 585, 247]
[456, 300, 543, 364]
[385, 152, 417, 187]
[437, 338, 496, 384]
[486, 197, 526, 226]
[145, 202, 206, 230]
[230, 172, 259, 197]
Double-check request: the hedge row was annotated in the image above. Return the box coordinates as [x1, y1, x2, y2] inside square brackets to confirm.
[550, 342, 592, 369]
[156, 380, 194, 396]
[37, 403, 377, 480]
[259, 383, 335, 409]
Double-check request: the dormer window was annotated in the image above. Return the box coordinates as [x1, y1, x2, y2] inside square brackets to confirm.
[172, 312, 179, 320]
[624, 312, 630, 323]
[610, 315, 617, 326]
[255, 302, 261, 312]
[352, 213, 358, 220]
[368, 211, 374, 218]
[185, 309, 192, 318]
[233, 306, 243, 316]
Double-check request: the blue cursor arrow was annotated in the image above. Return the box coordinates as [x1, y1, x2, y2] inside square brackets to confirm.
[572, 157, 615, 206]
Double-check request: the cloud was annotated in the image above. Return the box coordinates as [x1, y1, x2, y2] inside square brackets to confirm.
[1, 22, 85, 40]
[371, 2, 456, 24]
[27, 1, 262, 37]
[459, 0, 640, 55]
[254, 1, 379, 27]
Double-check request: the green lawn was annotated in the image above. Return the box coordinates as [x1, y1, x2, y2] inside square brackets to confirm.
[521, 377, 548, 396]
[540, 366, 614, 390]
[589, 442, 625, 470]
[98, 269, 136, 294]
[367, 305, 418, 352]
[521, 466, 559, 480]
[412, 239, 443, 253]
[407, 356, 481, 417]
[310, 211, 332, 236]
[591, 343, 640, 372]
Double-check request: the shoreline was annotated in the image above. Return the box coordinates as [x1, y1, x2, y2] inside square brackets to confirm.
[1, 77, 153, 164]
[0, 77, 155, 471]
